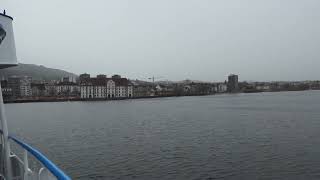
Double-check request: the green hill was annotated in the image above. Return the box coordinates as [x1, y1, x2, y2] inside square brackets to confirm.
[0, 63, 78, 81]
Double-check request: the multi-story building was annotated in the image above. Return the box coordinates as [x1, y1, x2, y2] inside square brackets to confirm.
[8, 76, 32, 97]
[80, 74, 133, 99]
[80, 75, 107, 99]
[7, 76, 20, 97]
[128, 83, 133, 97]
[79, 73, 90, 83]
[1, 80, 13, 100]
[106, 79, 116, 98]
[44, 82, 57, 96]
[227, 74, 239, 93]
[217, 83, 227, 93]
[55, 81, 80, 97]
[61, 76, 77, 83]
[133, 85, 153, 97]
[31, 83, 46, 97]
[20, 77, 32, 97]
[115, 78, 132, 97]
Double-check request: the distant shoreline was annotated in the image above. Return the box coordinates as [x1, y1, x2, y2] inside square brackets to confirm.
[4, 89, 319, 104]
[4, 95, 181, 104]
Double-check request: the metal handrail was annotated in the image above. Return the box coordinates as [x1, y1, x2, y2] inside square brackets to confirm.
[8, 135, 71, 180]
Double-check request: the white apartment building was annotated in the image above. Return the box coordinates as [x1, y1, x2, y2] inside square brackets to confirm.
[81, 85, 95, 99]
[80, 74, 133, 99]
[106, 79, 116, 98]
[128, 85, 133, 98]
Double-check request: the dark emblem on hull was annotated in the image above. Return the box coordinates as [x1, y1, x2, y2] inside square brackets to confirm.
[0, 24, 6, 45]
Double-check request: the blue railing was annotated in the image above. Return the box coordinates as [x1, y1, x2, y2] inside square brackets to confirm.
[8, 134, 71, 180]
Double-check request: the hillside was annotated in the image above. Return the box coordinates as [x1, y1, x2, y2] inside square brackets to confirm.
[0, 63, 78, 81]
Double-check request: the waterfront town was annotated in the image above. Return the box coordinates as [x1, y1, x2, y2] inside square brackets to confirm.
[1, 73, 320, 103]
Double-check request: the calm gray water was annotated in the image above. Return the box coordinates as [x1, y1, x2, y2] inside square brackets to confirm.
[4, 91, 320, 180]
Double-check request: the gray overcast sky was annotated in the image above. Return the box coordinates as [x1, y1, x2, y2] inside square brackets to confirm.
[2, 0, 320, 82]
